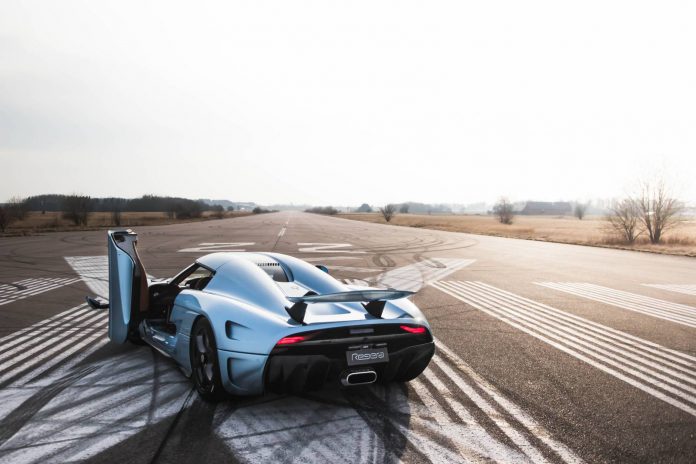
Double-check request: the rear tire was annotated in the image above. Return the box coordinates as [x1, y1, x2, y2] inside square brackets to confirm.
[190, 318, 226, 402]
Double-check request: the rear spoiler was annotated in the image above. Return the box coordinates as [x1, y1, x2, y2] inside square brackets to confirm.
[285, 290, 414, 323]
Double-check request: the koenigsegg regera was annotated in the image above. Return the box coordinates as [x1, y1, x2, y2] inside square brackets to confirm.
[87, 229, 435, 400]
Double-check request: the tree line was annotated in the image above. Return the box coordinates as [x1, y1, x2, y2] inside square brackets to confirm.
[491, 176, 685, 245]
[0, 194, 221, 231]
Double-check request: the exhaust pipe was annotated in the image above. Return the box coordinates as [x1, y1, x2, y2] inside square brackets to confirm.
[341, 369, 377, 386]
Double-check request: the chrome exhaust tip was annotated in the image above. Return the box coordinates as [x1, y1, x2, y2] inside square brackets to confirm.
[341, 370, 377, 386]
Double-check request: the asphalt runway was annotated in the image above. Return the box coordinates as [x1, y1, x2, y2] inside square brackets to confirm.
[0, 211, 694, 463]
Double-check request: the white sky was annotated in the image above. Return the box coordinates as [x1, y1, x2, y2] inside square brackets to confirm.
[1, 1, 695, 205]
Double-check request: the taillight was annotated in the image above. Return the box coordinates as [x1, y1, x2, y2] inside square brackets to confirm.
[400, 325, 427, 334]
[276, 335, 306, 345]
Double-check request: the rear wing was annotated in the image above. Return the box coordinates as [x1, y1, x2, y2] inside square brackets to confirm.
[285, 289, 415, 323]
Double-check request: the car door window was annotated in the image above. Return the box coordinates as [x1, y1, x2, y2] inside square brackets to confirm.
[180, 266, 214, 290]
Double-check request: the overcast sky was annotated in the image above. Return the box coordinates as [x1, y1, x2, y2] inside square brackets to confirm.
[1, 1, 695, 206]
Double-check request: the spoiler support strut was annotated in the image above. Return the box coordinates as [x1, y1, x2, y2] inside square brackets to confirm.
[284, 289, 414, 323]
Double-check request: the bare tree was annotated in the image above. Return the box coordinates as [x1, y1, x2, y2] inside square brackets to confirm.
[0, 206, 12, 232]
[379, 204, 397, 222]
[112, 208, 122, 226]
[62, 195, 92, 226]
[7, 197, 30, 221]
[633, 178, 682, 244]
[605, 199, 642, 244]
[574, 202, 588, 220]
[493, 198, 514, 225]
[399, 203, 410, 214]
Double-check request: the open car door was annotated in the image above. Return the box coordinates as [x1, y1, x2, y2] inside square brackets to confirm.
[107, 230, 148, 343]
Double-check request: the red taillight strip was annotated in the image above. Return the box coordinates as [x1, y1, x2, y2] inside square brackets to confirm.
[276, 335, 306, 345]
[400, 325, 427, 334]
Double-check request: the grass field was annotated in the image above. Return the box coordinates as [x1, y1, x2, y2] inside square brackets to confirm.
[1, 211, 253, 235]
[337, 213, 696, 257]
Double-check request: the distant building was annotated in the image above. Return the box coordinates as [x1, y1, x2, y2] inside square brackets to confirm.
[520, 201, 572, 215]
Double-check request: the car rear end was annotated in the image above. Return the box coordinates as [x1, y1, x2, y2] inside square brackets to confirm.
[263, 323, 435, 393]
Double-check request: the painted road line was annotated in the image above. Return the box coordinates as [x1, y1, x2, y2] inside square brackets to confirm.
[537, 282, 696, 328]
[432, 281, 696, 417]
[0, 303, 92, 344]
[277, 226, 286, 237]
[18, 336, 110, 387]
[419, 341, 582, 463]
[0, 318, 108, 385]
[443, 282, 696, 396]
[433, 339, 583, 464]
[302, 256, 361, 262]
[375, 258, 475, 292]
[4, 277, 76, 299]
[0, 306, 97, 356]
[178, 242, 255, 253]
[298, 243, 366, 253]
[422, 364, 548, 463]
[409, 378, 515, 462]
[327, 265, 380, 273]
[0, 277, 80, 306]
[214, 385, 475, 464]
[0, 352, 191, 464]
[65, 256, 109, 297]
[0, 311, 106, 370]
[429, 357, 551, 464]
[643, 284, 696, 297]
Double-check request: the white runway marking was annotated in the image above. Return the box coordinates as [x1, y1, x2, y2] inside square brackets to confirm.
[643, 284, 696, 297]
[537, 282, 696, 328]
[178, 242, 255, 253]
[0, 277, 80, 306]
[376, 258, 476, 292]
[433, 340, 584, 464]
[0, 351, 190, 464]
[298, 243, 366, 253]
[302, 256, 361, 262]
[432, 281, 696, 417]
[65, 255, 109, 297]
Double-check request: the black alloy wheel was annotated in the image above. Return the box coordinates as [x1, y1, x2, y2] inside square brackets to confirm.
[190, 318, 226, 401]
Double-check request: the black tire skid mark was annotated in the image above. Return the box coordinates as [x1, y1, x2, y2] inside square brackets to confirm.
[372, 254, 396, 268]
[150, 397, 244, 464]
[0, 364, 100, 447]
[9, 361, 160, 424]
[17, 368, 191, 464]
[209, 386, 371, 463]
[342, 385, 434, 464]
[298, 386, 437, 464]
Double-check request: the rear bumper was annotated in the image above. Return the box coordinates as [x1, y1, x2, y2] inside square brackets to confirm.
[264, 341, 435, 393]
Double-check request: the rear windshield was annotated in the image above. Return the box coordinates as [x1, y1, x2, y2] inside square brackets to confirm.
[257, 263, 289, 282]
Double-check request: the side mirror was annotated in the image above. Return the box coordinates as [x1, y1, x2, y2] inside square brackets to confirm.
[86, 296, 109, 309]
[315, 265, 329, 274]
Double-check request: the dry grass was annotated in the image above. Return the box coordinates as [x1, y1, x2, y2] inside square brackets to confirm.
[1, 211, 253, 236]
[337, 213, 696, 257]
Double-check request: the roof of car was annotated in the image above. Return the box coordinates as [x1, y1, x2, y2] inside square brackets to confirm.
[196, 252, 278, 270]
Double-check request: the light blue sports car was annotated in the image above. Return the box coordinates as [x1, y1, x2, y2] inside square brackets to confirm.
[87, 230, 435, 401]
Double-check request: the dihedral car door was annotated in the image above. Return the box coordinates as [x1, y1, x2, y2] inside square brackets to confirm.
[107, 230, 147, 343]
